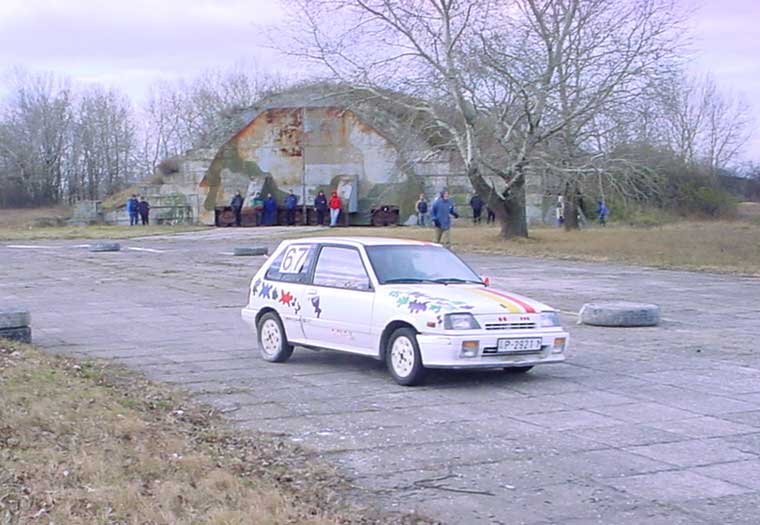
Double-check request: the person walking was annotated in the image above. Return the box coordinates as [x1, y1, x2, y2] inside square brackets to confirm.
[431, 190, 459, 246]
[596, 199, 609, 226]
[415, 193, 428, 226]
[230, 190, 244, 227]
[138, 197, 150, 226]
[251, 192, 264, 226]
[328, 191, 342, 227]
[314, 191, 328, 226]
[284, 190, 299, 225]
[263, 193, 278, 226]
[126, 194, 139, 226]
[469, 193, 484, 224]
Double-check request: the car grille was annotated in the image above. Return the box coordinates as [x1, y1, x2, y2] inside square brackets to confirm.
[484, 322, 537, 331]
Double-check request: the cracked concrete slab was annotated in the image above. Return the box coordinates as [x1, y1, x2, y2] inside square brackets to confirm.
[2, 230, 759, 524]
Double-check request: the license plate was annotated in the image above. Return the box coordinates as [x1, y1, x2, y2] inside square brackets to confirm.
[497, 338, 542, 352]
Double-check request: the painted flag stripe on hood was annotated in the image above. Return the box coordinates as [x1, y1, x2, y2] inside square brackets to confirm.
[475, 288, 537, 313]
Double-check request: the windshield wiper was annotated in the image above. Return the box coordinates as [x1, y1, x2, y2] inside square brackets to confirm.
[383, 278, 438, 284]
[432, 278, 484, 285]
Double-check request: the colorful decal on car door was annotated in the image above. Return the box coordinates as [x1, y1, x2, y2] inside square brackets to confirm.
[473, 288, 536, 313]
[310, 296, 322, 318]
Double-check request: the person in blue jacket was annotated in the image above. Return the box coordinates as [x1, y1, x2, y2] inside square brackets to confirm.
[126, 194, 139, 226]
[431, 190, 459, 246]
[263, 193, 278, 226]
[314, 191, 328, 225]
[284, 190, 299, 225]
[596, 199, 609, 226]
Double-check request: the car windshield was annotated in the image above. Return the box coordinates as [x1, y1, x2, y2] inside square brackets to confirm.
[365, 245, 482, 285]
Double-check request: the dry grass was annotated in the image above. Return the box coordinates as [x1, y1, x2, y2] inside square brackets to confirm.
[311, 221, 760, 276]
[0, 342, 431, 525]
[0, 224, 207, 241]
[0, 206, 206, 240]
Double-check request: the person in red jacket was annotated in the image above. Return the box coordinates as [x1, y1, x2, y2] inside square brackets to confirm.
[328, 191, 342, 227]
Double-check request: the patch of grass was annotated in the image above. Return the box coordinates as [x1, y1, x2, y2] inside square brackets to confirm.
[0, 224, 207, 241]
[309, 220, 760, 275]
[0, 341, 431, 525]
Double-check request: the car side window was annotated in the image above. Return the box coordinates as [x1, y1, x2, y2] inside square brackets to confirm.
[313, 247, 371, 291]
[265, 244, 316, 284]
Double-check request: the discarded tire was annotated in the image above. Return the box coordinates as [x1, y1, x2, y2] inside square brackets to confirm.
[0, 307, 31, 343]
[578, 302, 660, 327]
[89, 242, 121, 252]
[233, 246, 268, 256]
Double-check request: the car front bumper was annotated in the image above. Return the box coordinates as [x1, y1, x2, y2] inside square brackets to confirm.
[416, 330, 569, 369]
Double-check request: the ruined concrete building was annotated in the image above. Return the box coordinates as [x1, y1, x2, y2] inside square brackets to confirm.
[138, 84, 548, 226]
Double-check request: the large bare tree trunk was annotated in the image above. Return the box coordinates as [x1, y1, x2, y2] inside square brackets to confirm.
[563, 181, 579, 231]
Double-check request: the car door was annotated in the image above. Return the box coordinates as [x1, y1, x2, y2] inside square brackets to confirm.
[259, 243, 317, 342]
[301, 245, 376, 354]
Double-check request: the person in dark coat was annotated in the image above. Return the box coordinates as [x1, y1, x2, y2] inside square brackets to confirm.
[126, 194, 139, 226]
[314, 191, 328, 226]
[284, 191, 298, 225]
[470, 194, 484, 224]
[486, 206, 496, 224]
[230, 191, 244, 226]
[416, 193, 428, 226]
[138, 197, 150, 225]
[431, 190, 459, 246]
[263, 193, 278, 226]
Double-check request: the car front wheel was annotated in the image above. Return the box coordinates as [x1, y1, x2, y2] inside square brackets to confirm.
[257, 312, 294, 363]
[386, 327, 425, 386]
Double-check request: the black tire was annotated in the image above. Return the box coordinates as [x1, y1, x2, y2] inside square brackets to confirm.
[386, 327, 426, 386]
[256, 312, 294, 363]
[503, 366, 534, 374]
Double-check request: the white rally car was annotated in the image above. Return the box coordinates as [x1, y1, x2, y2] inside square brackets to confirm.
[241, 237, 568, 385]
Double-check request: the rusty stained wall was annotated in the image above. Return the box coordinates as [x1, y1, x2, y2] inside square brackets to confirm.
[199, 106, 403, 224]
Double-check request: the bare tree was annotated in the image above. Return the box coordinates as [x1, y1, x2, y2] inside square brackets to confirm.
[281, 0, 685, 237]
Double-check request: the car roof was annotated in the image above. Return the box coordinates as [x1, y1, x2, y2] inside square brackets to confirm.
[284, 236, 437, 247]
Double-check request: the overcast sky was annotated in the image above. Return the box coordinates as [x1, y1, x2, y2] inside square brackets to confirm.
[0, 0, 758, 161]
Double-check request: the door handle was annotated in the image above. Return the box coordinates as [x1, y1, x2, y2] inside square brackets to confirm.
[306, 289, 318, 296]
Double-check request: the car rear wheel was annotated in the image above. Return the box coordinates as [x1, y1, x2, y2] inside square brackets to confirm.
[386, 327, 425, 386]
[257, 312, 294, 363]
[503, 366, 533, 374]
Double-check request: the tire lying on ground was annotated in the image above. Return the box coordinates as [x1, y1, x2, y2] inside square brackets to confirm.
[89, 242, 121, 252]
[233, 246, 268, 256]
[578, 301, 660, 327]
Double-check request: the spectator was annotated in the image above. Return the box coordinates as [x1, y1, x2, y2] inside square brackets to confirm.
[431, 190, 459, 246]
[314, 191, 328, 226]
[230, 190, 244, 227]
[263, 193, 278, 226]
[415, 193, 428, 226]
[470, 193, 484, 224]
[329, 191, 342, 227]
[251, 192, 264, 226]
[597, 199, 609, 226]
[126, 194, 139, 226]
[556, 194, 565, 227]
[486, 206, 496, 224]
[284, 190, 299, 225]
[138, 197, 150, 226]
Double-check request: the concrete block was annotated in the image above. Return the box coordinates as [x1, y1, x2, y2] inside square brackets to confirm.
[0, 308, 31, 329]
[0, 326, 31, 343]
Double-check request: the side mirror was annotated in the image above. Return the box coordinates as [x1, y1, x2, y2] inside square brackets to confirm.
[482, 276, 491, 287]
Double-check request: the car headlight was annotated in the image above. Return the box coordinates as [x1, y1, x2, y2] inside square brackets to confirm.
[540, 311, 560, 328]
[444, 313, 481, 330]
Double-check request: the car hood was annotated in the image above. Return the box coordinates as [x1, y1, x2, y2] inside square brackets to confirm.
[383, 284, 552, 316]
